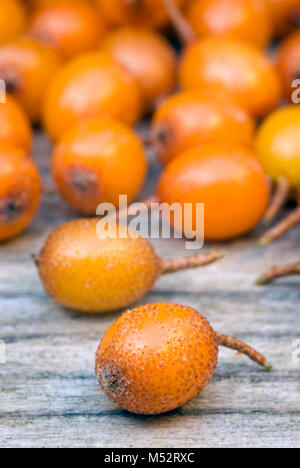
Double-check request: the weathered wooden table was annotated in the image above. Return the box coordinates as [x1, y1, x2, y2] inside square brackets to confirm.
[0, 131, 299, 448]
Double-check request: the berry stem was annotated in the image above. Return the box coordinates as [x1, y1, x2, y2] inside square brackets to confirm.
[263, 176, 290, 225]
[215, 332, 272, 371]
[258, 188, 300, 246]
[161, 250, 223, 274]
[258, 206, 300, 246]
[256, 262, 300, 285]
[161, 0, 197, 45]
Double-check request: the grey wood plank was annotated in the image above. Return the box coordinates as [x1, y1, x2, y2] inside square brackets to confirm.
[0, 130, 299, 448]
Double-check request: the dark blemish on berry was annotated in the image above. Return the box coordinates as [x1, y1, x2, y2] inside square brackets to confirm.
[289, 10, 300, 28]
[155, 124, 173, 147]
[0, 67, 23, 95]
[70, 169, 98, 193]
[0, 196, 25, 223]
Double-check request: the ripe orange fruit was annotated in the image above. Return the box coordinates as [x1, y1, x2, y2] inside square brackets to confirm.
[96, 303, 270, 414]
[29, 0, 107, 60]
[151, 89, 255, 165]
[51, 118, 147, 215]
[35, 219, 221, 313]
[101, 27, 176, 110]
[257, 261, 300, 284]
[0, 95, 32, 153]
[184, 0, 272, 48]
[0, 146, 42, 242]
[255, 106, 300, 188]
[0, 0, 26, 44]
[156, 144, 270, 241]
[96, 0, 184, 28]
[255, 106, 300, 246]
[178, 37, 282, 118]
[268, 0, 300, 37]
[0, 37, 60, 122]
[277, 30, 300, 101]
[43, 51, 142, 141]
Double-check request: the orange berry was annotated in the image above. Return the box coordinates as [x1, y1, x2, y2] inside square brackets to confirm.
[35, 219, 221, 312]
[0, 95, 32, 153]
[96, 303, 270, 414]
[96, 303, 218, 414]
[277, 30, 300, 101]
[178, 37, 282, 118]
[255, 106, 300, 188]
[101, 27, 176, 110]
[43, 51, 142, 141]
[0, 37, 60, 122]
[51, 118, 147, 215]
[255, 106, 300, 247]
[151, 89, 255, 165]
[96, 0, 184, 29]
[29, 0, 107, 60]
[0, 146, 42, 242]
[185, 0, 272, 48]
[268, 0, 300, 37]
[157, 144, 270, 241]
[0, 0, 27, 44]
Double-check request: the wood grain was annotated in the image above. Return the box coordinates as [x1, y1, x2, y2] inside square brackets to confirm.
[0, 131, 299, 448]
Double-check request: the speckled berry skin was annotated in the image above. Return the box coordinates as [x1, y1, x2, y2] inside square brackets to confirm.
[95, 303, 219, 415]
[36, 219, 162, 313]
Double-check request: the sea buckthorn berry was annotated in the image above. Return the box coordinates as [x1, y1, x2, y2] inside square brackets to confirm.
[0, 37, 61, 122]
[255, 106, 300, 188]
[268, 0, 300, 37]
[0, 0, 26, 44]
[35, 219, 222, 313]
[151, 89, 255, 165]
[43, 51, 142, 141]
[0, 146, 42, 242]
[96, 0, 184, 29]
[255, 106, 300, 246]
[156, 144, 270, 241]
[96, 303, 271, 414]
[0, 95, 32, 153]
[178, 37, 282, 118]
[29, 0, 107, 60]
[277, 30, 300, 101]
[184, 0, 272, 48]
[101, 27, 176, 111]
[51, 118, 148, 215]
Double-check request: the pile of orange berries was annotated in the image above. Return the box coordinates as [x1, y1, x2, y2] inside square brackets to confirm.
[0, 0, 299, 415]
